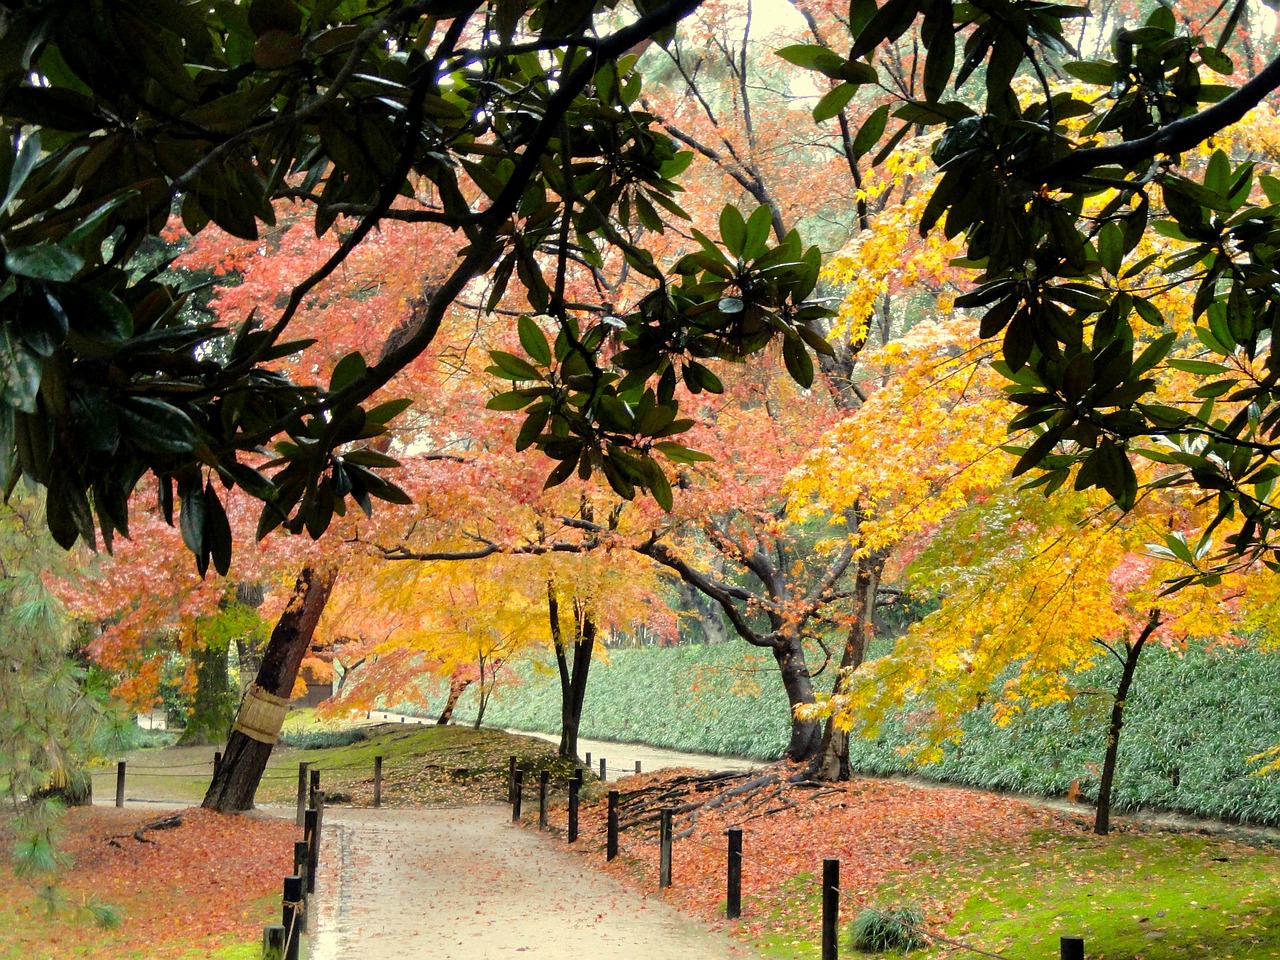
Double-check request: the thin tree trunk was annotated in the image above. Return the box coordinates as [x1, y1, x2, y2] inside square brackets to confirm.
[436, 673, 472, 725]
[813, 549, 885, 781]
[1094, 610, 1161, 836]
[548, 581, 596, 760]
[177, 637, 234, 747]
[202, 565, 337, 813]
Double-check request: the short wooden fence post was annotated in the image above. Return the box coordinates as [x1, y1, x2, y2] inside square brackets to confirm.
[539, 770, 549, 830]
[607, 790, 619, 861]
[115, 761, 125, 808]
[1061, 936, 1085, 960]
[295, 763, 309, 828]
[821, 858, 839, 960]
[373, 755, 383, 808]
[512, 768, 524, 821]
[659, 808, 673, 888]
[308, 768, 320, 808]
[599, 758, 606, 781]
[585, 751, 592, 769]
[262, 924, 285, 960]
[304, 809, 319, 895]
[282, 875, 304, 960]
[508, 756, 517, 804]
[726, 827, 743, 919]
[293, 840, 309, 931]
[635, 760, 642, 776]
[568, 773, 581, 843]
[213, 751, 222, 775]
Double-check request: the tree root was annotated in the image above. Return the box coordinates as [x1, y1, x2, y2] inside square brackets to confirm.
[107, 814, 184, 846]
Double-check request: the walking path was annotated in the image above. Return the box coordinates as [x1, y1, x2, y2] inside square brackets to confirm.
[308, 806, 763, 959]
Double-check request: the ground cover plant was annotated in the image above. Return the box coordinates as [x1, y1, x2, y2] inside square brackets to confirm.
[0, 806, 295, 960]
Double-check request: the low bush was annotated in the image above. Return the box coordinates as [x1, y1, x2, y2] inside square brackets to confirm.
[848, 905, 929, 954]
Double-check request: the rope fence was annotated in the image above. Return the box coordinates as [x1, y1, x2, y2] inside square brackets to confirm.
[504, 756, 1093, 960]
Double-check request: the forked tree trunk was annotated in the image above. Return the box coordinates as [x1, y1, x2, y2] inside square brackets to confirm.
[202, 565, 337, 813]
[548, 582, 596, 760]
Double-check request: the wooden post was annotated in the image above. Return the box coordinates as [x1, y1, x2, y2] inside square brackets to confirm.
[282, 875, 303, 960]
[568, 773, 580, 843]
[313, 790, 326, 891]
[659, 808, 673, 888]
[512, 768, 524, 821]
[585, 751, 591, 769]
[822, 858, 839, 960]
[727, 827, 743, 919]
[539, 770, 549, 830]
[308, 768, 320, 808]
[213, 751, 222, 775]
[607, 789, 619, 861]
[599, 757, 606, 781]
[373, 755, 383, 808]
[508, 755, 517, 804]
[293, 840, 309, 932]
[115, 761, 125, 808]
[1061, 936, 1085, 960]
[295, 762, 309, 828]
[304, 809, 319, 894]
[635, 760, 642, 775]
[262, 924, 285, 960]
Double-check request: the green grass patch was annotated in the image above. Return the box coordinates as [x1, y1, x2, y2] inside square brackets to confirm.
[91, 723, 571, 808]
[867, 830, 1280, 960]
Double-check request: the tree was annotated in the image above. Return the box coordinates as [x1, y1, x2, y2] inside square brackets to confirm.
[792, 315, 1280, 832]
[780, 0, 1280, 580]
[0, 0, 834, 573]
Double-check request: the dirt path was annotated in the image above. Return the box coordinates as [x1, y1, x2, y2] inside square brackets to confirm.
[308, 806, 763, 960]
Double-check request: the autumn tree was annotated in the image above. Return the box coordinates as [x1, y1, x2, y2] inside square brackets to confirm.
[779, 0, 1280, 579]
[0, 0, 840, 576]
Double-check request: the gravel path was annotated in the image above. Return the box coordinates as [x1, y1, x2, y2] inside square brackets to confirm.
[308, 806, 763, 960]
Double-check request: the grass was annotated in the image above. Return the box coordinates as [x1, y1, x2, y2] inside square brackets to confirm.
[825, 826, 1280, 959]
[90, 714, 569, 808]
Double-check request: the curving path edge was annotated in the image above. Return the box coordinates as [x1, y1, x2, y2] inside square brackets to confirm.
[308, 805, 764, 960]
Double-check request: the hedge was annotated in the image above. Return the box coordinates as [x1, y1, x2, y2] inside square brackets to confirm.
[388, 642, 1280, 825]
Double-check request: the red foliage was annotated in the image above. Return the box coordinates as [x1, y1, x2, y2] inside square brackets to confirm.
[1, 806, 297, 959]
[568, 768, 1073, 941]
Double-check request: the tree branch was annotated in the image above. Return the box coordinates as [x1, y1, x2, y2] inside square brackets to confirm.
[1039, 52, 1280, 184]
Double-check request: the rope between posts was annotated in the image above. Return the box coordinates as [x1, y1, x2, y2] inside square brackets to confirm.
[282, 901, 302, 958]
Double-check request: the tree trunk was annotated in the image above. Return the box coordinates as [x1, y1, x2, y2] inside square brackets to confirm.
[813, 549, 884, 781]
[1094, 611, 1160, 835]
[202, 565, 337, 813]
[774, 639, 821, 762]
[177, 637, 235, 747]
[436, 673, 472, 725]
[549, 582, 596, 760]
